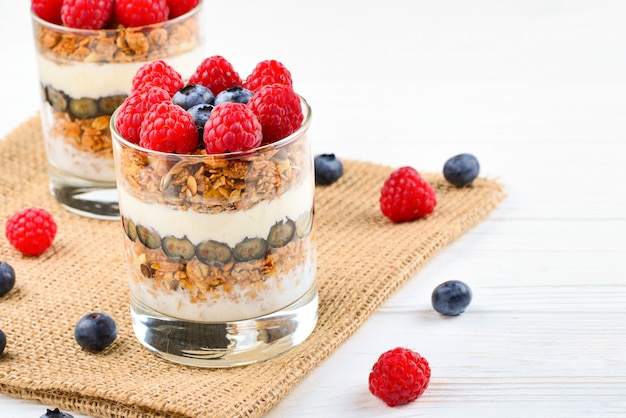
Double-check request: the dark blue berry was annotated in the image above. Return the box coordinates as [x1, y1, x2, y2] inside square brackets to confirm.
[0, 261, 16, 297]
[443, 153, 480, 187]
[314, 154, 344, 185]
[172, 84, 215, 110]
[214, 86, 254, 105]
[431, 280, 472, 316]
[40, 408, 75, 418]
[74, 312, 117, 352]
[187, 103, 214, 129]
[0, 329, 6, 355]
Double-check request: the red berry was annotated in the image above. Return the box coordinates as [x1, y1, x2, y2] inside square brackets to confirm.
[139, 101, 198, 153]
[131, 60, 184, 96]
[115, 0, 169, 27]
[166, 0, 199, 18]
[368, 347, 431, 407]
[247, 84, 303, 143]
[203, 102, 262, 154]
[32, 0, 64, 25]
[61, 0, 114, 29]
[188, 55, 242, 96]
[243, 59, 293, 92]
[5, 208, 57, 257]
[379, 166, 437, 223]
[115, 85, 171, 144]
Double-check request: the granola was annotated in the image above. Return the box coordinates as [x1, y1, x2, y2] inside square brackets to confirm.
[33, 12, 201, 64]
[46, 108, 115, 157]
[117, 137, 312, 213]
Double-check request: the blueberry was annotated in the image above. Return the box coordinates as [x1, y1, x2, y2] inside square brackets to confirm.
[314, 154, 344, 185]
[431, 280, 472, 316]
[0, 329, 6, 355]
[74, 312, 117, 352]
[172, 84, 215, 110]
[187, 103, 214, 129]
[443, 153, 480, 187]
[40, 408, 75, 418]
[214, 86, 254, 105]
[0, 261, 16, 297]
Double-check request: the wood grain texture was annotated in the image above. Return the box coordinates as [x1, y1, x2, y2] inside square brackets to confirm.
[1, 0, 625, 417]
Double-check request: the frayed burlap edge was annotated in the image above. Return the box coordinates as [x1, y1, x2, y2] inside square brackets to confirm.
[0, 116, 506, 418]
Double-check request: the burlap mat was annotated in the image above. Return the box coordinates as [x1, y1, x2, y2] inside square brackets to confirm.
[0, 116, 505, 418]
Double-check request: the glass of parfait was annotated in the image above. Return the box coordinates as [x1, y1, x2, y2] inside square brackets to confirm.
[111, 95, 318, 367]
[31, 1, 206, 219]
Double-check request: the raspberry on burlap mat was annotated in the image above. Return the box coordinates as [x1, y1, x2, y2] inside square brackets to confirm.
[0, 116, 506, 418]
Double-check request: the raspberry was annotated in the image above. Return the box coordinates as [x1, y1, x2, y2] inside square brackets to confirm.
[243, 59, 293, 92]
[166, 0, 199, 18]
[61, 0, 114, 29]
[379, 166, 437, 223]
[247, 84, 303, 143]
[115, 85, 171, 143]
[368, 347, 431, 407]
[32, 0, 63, 25]
[131, 60, 184, 96]
[188, 55, 243, 96]
[139, 101, 198, 153]
[203, 102, 262, 154]
[5, 208, 57, 256]
[115, 0, 169, 27]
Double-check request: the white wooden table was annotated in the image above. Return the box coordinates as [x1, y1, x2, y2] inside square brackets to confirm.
[1, 1, 625, 417]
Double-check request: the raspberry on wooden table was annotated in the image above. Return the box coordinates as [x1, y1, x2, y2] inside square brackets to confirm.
[32, 0, 63, 25]
[115, 0, 169, 27]
[61, 0, 114, 29]
[247, 84, 303, 143]
[379, 166, 437, 223]
[131, 60, 185, 96]
[139, 101, 199, 153]
[243, 59, 293, 92]
[188, 55, 243, 96]
[368, 347, 431, 407]
[115, 85, 171, 144]
[5, 208, 57, 256]
[203, 102, 263, 154]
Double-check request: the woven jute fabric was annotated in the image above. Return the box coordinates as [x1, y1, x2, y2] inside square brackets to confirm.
[0, 116, 505, 418]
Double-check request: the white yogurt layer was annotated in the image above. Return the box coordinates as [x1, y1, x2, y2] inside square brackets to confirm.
[118, 178, 315, 247]
[130, 254, 317, 322]
[35, 48, 204, 99]
[45, 135, 117, 182]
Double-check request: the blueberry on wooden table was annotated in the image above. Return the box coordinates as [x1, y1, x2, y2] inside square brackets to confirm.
[431, 280, 473, 316]
[40, 408, 75, 418]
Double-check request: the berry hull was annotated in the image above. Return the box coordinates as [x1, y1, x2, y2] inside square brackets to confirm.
[111, 97, 318, 367]
[31, 6, 205, 219]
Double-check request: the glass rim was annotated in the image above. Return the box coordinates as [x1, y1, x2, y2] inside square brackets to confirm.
[111, 94, 312, 160]
[31, 0, 203, 34]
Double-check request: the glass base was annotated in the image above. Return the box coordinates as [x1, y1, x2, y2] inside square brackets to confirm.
[130, 284, 319, 368]
[48, 166, 119, 220]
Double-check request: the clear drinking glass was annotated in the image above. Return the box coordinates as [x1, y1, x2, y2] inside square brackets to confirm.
[111, 97, 318, 367]
[31, 4, 206, 220]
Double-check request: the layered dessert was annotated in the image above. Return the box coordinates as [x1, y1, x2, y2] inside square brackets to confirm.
[32, 6, 205, 182]
[114, 124, 316, 322]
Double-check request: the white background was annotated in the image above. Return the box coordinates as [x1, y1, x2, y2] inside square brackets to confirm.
[1, 1, 625, 417]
